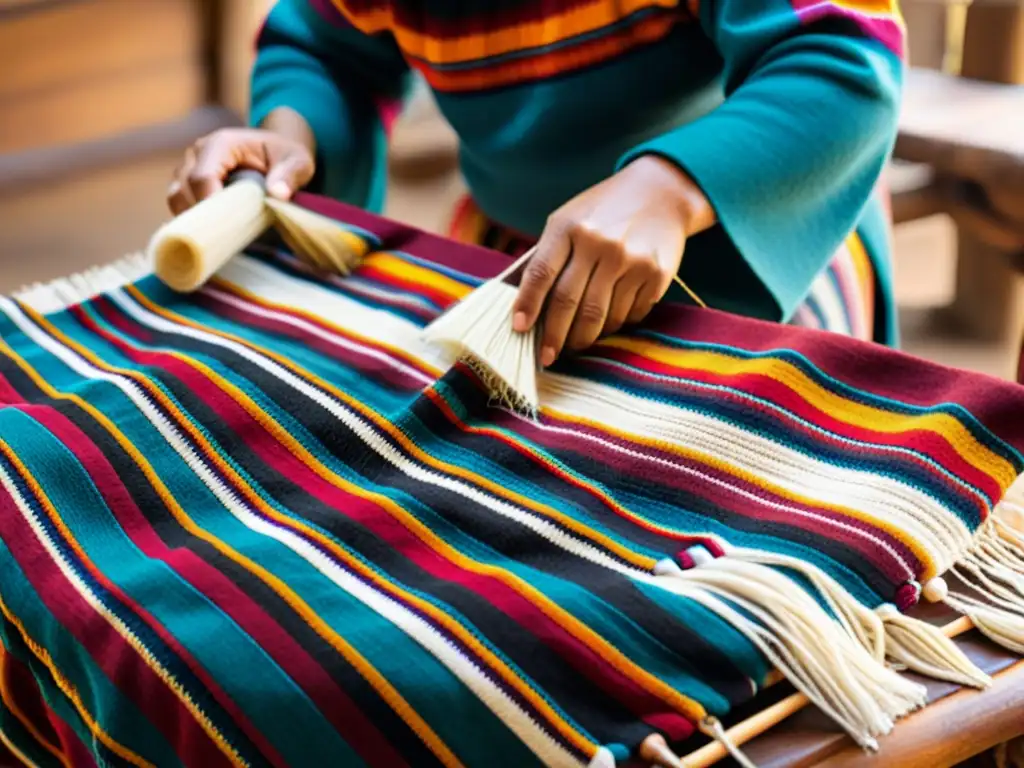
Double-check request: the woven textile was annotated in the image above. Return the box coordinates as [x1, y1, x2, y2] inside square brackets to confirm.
[2, 196, 1024, 768]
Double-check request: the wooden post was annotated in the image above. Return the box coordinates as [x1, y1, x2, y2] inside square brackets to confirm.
[944, 0, 1024, 341]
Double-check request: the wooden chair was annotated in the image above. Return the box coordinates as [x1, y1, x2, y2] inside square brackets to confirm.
[890, 0, 1024, 342]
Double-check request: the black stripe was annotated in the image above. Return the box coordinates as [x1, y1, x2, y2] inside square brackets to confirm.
[96, 299, 656, 745]
[0, 350, 445, 768]
[108, 300, 757, 709]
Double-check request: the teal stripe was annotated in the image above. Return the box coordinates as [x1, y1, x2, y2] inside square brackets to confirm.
[25, 304, 539, 766]
[0, 539, 181, 767]
[0, 409, 366, 768]
[635, 332, 1024, 467]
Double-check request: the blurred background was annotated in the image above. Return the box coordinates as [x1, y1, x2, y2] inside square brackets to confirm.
[0, 0, 1021, 378]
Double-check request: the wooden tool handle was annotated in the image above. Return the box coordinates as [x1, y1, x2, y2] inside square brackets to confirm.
[226, 168, 267, 189]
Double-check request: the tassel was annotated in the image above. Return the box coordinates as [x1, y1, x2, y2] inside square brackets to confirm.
[14, 252, 153, 314]
[421, 248, 540, 413]
[650, 556, 928, 750]
[150, 170, 368, 293]
[939, 514, 1024, 654]
[876, 604, 991, 688]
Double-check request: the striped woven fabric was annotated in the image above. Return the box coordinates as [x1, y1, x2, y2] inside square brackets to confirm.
[3, 196, 1024, 768]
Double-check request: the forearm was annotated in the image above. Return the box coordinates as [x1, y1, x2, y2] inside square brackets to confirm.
[250, 0, 410, 211]
[259, 107, 317, 158]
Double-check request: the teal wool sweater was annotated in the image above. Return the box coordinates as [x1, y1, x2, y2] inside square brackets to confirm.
[251, 0, 905, 343]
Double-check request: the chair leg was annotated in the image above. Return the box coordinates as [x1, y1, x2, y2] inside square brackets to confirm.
[943, 232, 1024, 343]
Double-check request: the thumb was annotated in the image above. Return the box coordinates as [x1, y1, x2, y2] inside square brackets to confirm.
[265, 153, 314, 200]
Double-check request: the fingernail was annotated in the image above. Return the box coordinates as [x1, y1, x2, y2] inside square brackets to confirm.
[540, 347, 556, 368]
[268, 181, 291, 199]
[512, 312, 528, 333]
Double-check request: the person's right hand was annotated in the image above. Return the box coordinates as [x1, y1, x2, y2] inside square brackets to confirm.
[167, 125, 315, 215]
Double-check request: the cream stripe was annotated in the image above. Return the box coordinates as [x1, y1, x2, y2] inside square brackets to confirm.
[0, 297, 584, 768]
[217, 256, 450, 372]
[203, 287, 435, 386]
[805, 265, 852, 337]
[539, 374, 973, 570]
[507, 411, 917, 580]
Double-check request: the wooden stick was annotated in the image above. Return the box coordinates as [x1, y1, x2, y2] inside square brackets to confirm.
[676, 616, 975, 768]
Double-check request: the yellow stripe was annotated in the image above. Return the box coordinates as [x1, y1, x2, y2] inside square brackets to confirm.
[121, 287, 708, 725]
[331, 0, 680, 64]
[0, 642, 69, 767]
[0, 335, 464, 768]
[0, 595, 153, 768]
[0, 438, 246, 767]
[362, 252, 473, 301]
[0, 725, 36, 768]
[190, 282, 655, 572]
[598, 337, 1018, 490]
[539, 406, 942, 577]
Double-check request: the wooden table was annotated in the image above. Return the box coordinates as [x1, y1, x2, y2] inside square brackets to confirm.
[738, 619, 1024, 766]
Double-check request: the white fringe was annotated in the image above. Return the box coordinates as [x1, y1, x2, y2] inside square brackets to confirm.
[422, 249, 540, 413]
[651, 556, 928, 750]
[12, 252, 153, 314]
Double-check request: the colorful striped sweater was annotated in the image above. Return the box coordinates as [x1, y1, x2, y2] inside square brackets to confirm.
[250, 0, 905, 340]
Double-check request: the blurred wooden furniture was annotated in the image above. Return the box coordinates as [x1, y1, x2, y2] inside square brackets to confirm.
[890, 0, 1024, 342]
[0, 0, 249, 292]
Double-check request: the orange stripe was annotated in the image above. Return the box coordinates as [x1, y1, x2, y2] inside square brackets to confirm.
[414, 13, 678, 91]
[130, 287, 656, 573]
[332, 0, 680, 64]
[0, 437, 246, 766]
[0, 641, 70, 767]
[426, 385, 714, 545]
[122, 287, 708, 724]
[0, 333, 465, 768]
[0, 594, 153, 768]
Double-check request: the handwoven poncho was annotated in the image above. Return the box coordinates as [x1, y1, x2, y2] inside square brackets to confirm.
[2, 196, 1024, 768]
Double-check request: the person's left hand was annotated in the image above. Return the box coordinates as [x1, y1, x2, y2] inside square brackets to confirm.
[511, 155, 714, 368]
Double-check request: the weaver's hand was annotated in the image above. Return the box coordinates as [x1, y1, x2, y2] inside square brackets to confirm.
[168, 108, 316, 215]
[512, 155, 714, 367]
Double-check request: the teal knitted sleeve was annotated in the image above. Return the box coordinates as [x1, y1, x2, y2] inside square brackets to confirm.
[619, 0, 905, 321]
[250, 0, 412, 213]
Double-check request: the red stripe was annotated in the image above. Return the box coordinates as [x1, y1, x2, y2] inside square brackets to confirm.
[590, 344, 1008, 504]
[45, 708, 97, 768]
[89, 299, 699, 740]
[0, 468, 236, 768]
[61, 308, 413, 768]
